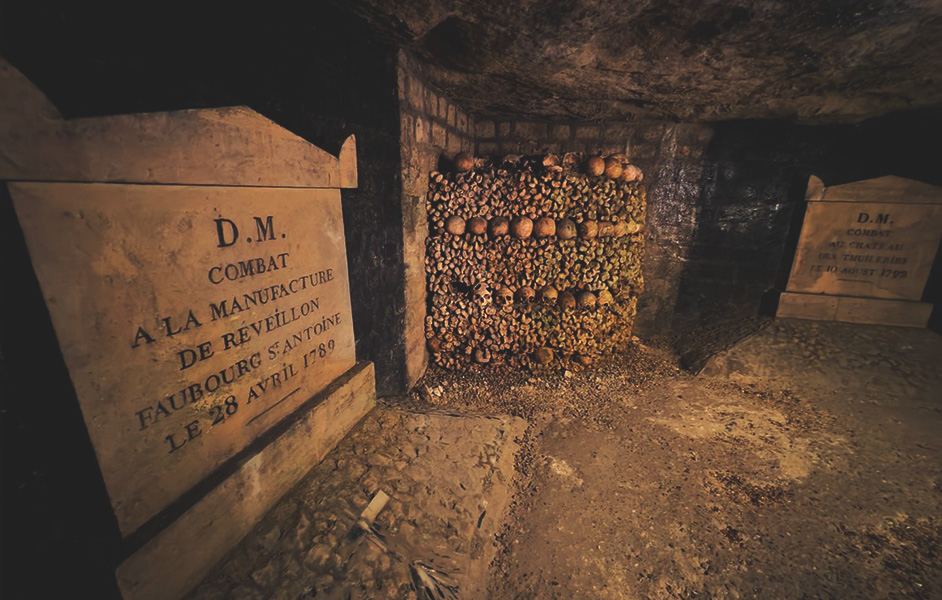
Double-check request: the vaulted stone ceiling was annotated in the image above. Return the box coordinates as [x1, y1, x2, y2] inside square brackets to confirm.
[345, 0, 942, 123]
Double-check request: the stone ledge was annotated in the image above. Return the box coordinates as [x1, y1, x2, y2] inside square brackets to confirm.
[777, 292, 933, 328]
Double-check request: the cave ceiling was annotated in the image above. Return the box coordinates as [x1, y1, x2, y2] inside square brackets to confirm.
[344, 0, 942, 123]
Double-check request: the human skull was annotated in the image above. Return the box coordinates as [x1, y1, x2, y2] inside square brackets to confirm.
[472, 282, 491, 305]
[510, 216, 533, 239]
[533, 347, 554, 365]
[578, 220, 598, 239]
[494, 285, 514, 306]
[577, 291, 597, 309]
[604, 157, 623, 179]
[558, 291, 576, 310]
[516, 286, 536, 304]
[488, 216, 510, 237]
[584, 156, 605, 177]
[467, 216, 487, 235]
[539, 285, 558, 306]
[557, 219, 577, 240]
[454, 152, 474, 172]
[533, 217, 556, 237]
[445, 216, 466, 235]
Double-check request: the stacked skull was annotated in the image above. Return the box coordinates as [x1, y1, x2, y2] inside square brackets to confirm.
[424, 151, 646, 370]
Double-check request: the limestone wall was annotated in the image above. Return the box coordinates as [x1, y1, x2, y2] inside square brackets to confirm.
[397, 51, 475, 386]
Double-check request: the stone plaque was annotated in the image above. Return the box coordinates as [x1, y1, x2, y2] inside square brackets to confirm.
[10, 182, 356, 535]
[786, 201, 942, 299]
[780, 175, 942, 327]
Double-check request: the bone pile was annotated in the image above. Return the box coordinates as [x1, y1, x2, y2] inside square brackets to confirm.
[425, 151, 646, 370]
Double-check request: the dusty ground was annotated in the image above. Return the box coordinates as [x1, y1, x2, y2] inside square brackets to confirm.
[485, 319, 942, 600]
[192, 319, 941, 599]
[188, 410, 526, 600]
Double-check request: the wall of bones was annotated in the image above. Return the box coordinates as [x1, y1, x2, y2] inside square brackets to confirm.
[424, 152, 646, 369]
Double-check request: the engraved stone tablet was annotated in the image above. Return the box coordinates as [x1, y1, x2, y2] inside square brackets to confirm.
[11, 182, 356, 535]
[779, 175, 942, 327]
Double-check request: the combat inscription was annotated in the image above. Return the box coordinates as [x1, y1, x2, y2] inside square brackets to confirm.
[11, 183, 356, 535]
[787, 201, 942, 300]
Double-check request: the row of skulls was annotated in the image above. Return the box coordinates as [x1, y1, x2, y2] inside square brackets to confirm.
[472, 283, 614, 309]
[455, 150, 643, 183]
[443, 214, 640, 238]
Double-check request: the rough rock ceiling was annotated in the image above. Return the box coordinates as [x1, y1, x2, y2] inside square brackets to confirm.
[346, 0, 942, 123]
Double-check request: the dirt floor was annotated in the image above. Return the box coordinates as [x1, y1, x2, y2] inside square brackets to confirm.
[191, 318, 942, 599]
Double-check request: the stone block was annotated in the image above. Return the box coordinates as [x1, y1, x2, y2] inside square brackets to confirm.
[784, 176, 942, 301]
[446, 131, 462, 154]
[2, 65, 377, 600]
[550, 123, 571, 139]
[515, 121, 547, 139]
[499, 140, 524, 155]
[397, 68, 407, 102]
[642, 126, 663, 141]
[476, 120, 496, 138]
[498, 122, 512, 137]
[477, 141, 499, 156]
[575, 124, 601, 139]
[602, 122, 630, 140]
[400, 113, 413, 141]
[777, 292, 932, 327]
[599, 145, 624, 156]
[447, 104, 457, 127]
[407, 77, 424, 111]
[431, 123, 446, 148]
[10, 182, 359, 536]
[415, 117, 428, 144]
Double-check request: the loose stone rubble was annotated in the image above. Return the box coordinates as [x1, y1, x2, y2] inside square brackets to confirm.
[187, 409, 525, 600]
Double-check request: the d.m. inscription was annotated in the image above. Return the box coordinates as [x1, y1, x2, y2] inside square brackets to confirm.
[787, 200, 942, 300]
[10, 183, 356, 536]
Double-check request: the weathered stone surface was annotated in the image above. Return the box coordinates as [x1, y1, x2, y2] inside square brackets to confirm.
[348, 0, 942, 123]
[11, 182, 357, 535]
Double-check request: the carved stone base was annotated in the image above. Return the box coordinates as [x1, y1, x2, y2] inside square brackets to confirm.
[776, 291, 932, 328]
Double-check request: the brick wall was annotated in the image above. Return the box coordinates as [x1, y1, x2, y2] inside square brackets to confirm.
[397, 51, 474, 387]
